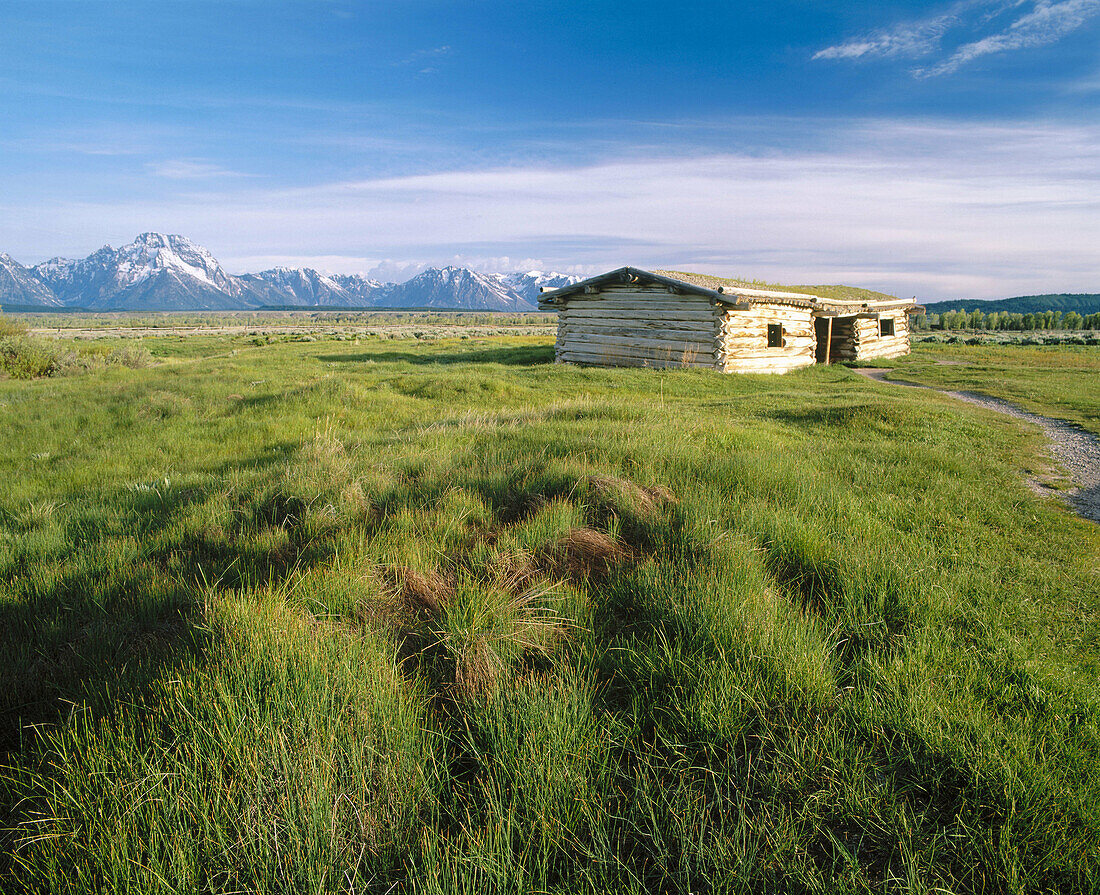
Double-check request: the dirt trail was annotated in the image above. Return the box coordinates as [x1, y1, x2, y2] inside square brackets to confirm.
[855, 368, 1100, 524]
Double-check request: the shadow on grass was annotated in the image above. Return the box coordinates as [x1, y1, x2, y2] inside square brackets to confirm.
[1069, 482, 1100, 525]
[0, 442, 328, 756]
[313, 344, 555, 367]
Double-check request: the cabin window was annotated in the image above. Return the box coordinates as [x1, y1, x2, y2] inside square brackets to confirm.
[879, 317, 895, 337]
[767, 324, 784, 348]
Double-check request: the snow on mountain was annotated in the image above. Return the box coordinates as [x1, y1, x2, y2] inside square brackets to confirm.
[330, 274, 384, 305]
[33, 233, 249, 310]
[114, 232, 239, 294]
[3, 234, 581, 311]
[239, 267, 362, 307]
[381, 266, 532, 310]
[33, 246, 119, 306]
[0, 253, 61, 308]
[498, 271, 582, 306]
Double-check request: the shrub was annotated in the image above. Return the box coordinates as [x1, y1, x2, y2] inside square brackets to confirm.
[0, 336, 60, 378]
[0, 334, 152, 379]
[104, 344, 153, 368]
[0, 312, 27, 337]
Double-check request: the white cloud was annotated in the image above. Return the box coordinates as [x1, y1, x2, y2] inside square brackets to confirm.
[920, 0, 1100, 75]
[814, 0, 1100, 77]
[1066, 66, 1100, 90]
[397, 45, 451, 66]
[365, 260, 433, 282]
[813, 3, 970, 61]
[9, 120, 1100, 301]
[147, 159, 249, 179]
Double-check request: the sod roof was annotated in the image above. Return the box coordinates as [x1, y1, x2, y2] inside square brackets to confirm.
[653, 270, 899, 305]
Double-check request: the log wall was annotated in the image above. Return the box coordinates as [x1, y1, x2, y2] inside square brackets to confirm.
[852, 311, 911, 360]
[554, 287, 723, 370]
[550, 286, 910, 372]
[719, 304, 816, 374]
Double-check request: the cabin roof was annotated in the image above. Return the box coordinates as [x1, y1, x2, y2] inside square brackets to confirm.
[539, 267, 818, 308]
[539, 267, 917, 314]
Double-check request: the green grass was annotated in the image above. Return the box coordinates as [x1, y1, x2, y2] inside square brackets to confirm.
[881, 343, 1100, 435]
[1, 334, 1099, 893]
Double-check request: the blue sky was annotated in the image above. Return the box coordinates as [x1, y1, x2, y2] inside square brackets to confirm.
[2, 1, 1099, 299]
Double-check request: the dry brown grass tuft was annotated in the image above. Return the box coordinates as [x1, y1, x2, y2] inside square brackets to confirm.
[374, 565, 453, 624]
[586, 474, 677, 516]
[453, 634, 508, 701]
[490, 548, 543, 595]
[555, 527, 632, 580]
[448, 582, 567, 701]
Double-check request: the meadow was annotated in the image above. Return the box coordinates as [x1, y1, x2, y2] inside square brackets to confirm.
[1, 328, 1098, 894]
[881, 343, 1100, 436]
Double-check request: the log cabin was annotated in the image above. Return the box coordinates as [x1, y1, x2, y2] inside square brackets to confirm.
[538, 267, 922, 374]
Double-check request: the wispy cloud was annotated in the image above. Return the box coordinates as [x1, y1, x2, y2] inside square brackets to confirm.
[147, 159, 251, 180]
[13, 120, 1100, 301]
[813, 2, 977, 61]
[396, 45, 452, 66]
[814, 0, 1100, 76]
[920, 0, 1100, 75]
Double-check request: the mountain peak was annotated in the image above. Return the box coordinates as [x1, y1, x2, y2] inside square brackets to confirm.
[2, 234, 582, 310]
[132, 232, 191, 248]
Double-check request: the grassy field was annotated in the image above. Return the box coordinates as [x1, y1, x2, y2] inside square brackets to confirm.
[1, 334, 1099, 893]
[882, 343, 1100, 436]
[17, 310, 556, 343]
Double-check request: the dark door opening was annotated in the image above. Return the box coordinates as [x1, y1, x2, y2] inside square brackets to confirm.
[814, 316, 856, 364]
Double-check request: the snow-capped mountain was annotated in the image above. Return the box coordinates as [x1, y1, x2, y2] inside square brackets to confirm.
[34, 233, 250, 311]
[0, 234, 581, 312]
[331, 273, 384, 306]
[381, 266, 528, 311]
[498, 271, 581, 306]
[0, 253, 61, 308]
[237, 267, 383, 308]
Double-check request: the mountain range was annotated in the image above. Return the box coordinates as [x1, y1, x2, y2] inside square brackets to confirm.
[0, 233, 580, 312]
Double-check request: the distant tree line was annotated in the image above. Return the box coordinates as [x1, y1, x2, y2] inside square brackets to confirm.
[913, 309, 1100, 332]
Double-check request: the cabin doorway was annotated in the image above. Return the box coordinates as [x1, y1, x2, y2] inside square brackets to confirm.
[814, 316, 856, 364]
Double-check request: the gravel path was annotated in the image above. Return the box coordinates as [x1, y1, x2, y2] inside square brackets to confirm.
[855, 368, 1100, 524]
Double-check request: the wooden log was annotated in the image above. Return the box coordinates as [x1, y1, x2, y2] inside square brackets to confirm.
[558, 351, 717, 370]
[560, 335, 719, 354]
[725, 305, 811, 317]
[722, 335, 815, 347]
[593, 285, 715, 297]
[561, 298, 717, 311]
[563, 341, 720, 357]
[562, 311, 718, 324]
[722, 334, 815, 345]
[561, 321, 718, 336]
[561, 308, 719, 322]
[722, 362, 815, 375]
[724, 352, 816, 365]
[562, 333, 720, 348]
[563, 296, 708, 305]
